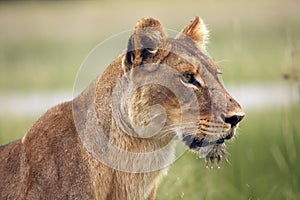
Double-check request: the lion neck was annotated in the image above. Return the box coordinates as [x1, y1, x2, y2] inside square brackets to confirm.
[73, 54, 175, 163]
[72, 55, 176, 198]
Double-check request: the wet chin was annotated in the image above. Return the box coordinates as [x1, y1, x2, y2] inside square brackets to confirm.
[198, 143, 227, 159]
[182, 134, 229, 166]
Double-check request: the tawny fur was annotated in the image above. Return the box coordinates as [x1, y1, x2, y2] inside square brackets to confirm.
[0, 17, 244, 200]
[0, 56, 160, 200]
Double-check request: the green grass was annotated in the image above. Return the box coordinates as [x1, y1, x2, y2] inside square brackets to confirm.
[0, 40, 95, 91]
[0, 116, 36, 145]
[157, 107, 300, 200]
[1, 108, 299, 199]
[209, 23, 300, 84]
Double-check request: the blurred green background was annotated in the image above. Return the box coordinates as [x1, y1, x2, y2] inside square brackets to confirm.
[0, 0, 299, 199]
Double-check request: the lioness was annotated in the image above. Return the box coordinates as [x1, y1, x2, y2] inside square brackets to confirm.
[0, 17, 244, 199]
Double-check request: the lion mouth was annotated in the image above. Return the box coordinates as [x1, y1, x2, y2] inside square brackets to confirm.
[182, 128, 236, 168]
[182, 135, 225, 149]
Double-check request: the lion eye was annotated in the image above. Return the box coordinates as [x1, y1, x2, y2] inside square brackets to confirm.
[182, 72, 192, 82]
[182, 72, 201, 87]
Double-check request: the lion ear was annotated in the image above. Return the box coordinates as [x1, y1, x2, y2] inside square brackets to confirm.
[123, 18, 167, 72]
[176, 16, 209, 49]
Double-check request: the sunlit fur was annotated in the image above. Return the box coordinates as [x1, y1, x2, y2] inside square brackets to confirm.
[0, 17, 244, 199]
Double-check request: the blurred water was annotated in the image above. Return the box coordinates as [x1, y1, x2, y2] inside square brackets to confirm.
[228, 82, 298, 111]
[0, 91, 72, 117]
[0, 82, 298, 117]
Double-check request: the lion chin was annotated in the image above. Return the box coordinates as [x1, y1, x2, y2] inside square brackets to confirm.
[182, 128, 236, 168]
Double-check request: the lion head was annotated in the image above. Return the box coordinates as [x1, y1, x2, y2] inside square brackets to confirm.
[114, 17, 245, 167]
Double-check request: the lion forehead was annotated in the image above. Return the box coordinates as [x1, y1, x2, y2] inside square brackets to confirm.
[159, 38, 219, 77]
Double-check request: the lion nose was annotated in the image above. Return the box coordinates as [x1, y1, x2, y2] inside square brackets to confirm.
[221, 114, 245, 127]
